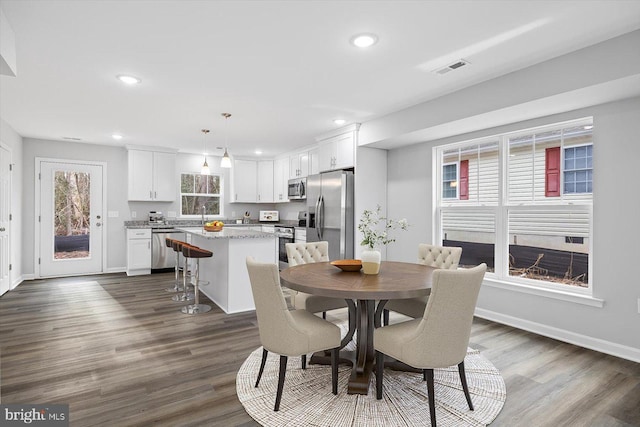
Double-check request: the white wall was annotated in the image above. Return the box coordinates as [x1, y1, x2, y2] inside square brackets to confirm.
[22, 139, 131, 274]
[387, 97, 640, 360]
[386, 143, 433, 263]
[354, 146, 388, 259]
[0, 117, 23, 287]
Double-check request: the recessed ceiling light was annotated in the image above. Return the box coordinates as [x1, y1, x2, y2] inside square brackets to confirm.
[116, 74, 141, 85]
[350, 33, 378, 48]
[333, 119, 346, 126]
[112, 134, 123, 140]
[255, 150, 263, 155]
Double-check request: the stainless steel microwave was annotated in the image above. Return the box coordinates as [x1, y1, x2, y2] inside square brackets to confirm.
[288, 177, 306, 200]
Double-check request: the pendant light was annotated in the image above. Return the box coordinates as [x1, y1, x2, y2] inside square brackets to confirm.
[220, 113, 232, 168]
[201, 129, 210, 175]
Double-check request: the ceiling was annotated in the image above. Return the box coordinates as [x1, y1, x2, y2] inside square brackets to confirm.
[1, 0, 640, 159]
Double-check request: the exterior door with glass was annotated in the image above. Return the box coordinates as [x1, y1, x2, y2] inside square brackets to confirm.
[38, 160, 104, 277]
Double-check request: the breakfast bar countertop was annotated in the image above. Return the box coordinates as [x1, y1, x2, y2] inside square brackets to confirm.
[177, 227, 274, 239]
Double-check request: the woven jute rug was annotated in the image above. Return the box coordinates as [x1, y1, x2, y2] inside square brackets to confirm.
[237, 343, 506, 426]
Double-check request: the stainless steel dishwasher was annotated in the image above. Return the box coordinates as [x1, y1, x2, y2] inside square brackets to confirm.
[151, 228, 186, 272]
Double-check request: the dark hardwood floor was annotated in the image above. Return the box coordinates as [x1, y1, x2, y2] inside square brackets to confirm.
[1, 273, 638, 426]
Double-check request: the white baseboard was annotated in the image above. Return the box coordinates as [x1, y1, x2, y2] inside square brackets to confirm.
[106, 267, 127, 274]
[10, 275, 26, 289]
[475, 307, 640, 363]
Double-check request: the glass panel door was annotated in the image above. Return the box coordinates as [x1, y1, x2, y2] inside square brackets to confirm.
[39, 161, 103, 277]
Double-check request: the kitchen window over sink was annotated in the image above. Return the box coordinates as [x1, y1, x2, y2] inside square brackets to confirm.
[180, 173, 222, 216]
[434, 118, 593, 295]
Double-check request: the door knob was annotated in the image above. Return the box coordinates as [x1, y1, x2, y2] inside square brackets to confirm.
[96, 215, 101, 219]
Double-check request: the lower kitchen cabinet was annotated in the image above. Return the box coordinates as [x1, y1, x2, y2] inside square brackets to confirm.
[126, 229, 151, 276]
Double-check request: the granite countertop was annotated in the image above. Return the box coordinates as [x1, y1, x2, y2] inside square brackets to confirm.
[177, 227, 276, 239]
[124, 220, 299, 229]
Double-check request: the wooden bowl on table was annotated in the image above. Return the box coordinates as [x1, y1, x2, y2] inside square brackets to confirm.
[204, 224, 224, 232]
[330, 259, 362, 272]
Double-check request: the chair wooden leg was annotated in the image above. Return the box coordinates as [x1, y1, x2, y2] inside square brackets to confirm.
[426, 368, 436, 427]
[255, 348, 268, 388]
[301, 354, 307, 370]
[423, 369, 427, 381]
[458, 361, 474, 411]
[331, 347, 338, 395]
[376, 351, 384, 400]
[322, 311, 327, 319]
[274, 355, 288, 411]
[383, 309, 390, 326]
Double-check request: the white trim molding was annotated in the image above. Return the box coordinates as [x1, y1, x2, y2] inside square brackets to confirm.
[475, 307, 640, 363]
[483, 277, 604, 307]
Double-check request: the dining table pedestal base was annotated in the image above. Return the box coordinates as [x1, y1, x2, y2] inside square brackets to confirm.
[309, 299, 377, 395]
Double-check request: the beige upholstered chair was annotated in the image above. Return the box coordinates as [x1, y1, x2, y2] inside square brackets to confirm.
[374, 263, 487, 427]
[246, 257, 341, 411]
[383, 244, 462, 324]
[285, 242, 348, 317]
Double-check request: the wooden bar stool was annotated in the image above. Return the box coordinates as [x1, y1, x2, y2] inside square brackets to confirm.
[164, 237, 185, 293]
[171, 240, 194, 303]
[180, 244, 212, 314]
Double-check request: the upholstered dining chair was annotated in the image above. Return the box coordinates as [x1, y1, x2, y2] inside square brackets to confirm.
[285, 242, 348, 318]
[246, 257, 341, 411]
[382, 244, 462, 325]
[374, 263, 487, 427]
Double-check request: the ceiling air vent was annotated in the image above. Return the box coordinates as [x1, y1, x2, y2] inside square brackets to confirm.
[433, 59, 470, 75]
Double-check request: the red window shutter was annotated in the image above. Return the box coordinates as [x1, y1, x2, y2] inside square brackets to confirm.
[545, 147, 561, 197]
[459, 160, 469, 200]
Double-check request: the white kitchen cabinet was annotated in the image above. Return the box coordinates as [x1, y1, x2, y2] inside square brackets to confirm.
[257, 160, 274, 203]
[232, 159, 258, 202]
[317, 124, 359, 172]
[308, 148, 319, 175]
[127, 149, 176, 201]
[289, 151, 309, 178]
[273, 157, 289, 202]
[126, 228, 151, 276]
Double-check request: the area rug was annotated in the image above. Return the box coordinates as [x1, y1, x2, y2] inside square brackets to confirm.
[236, 344, 506, 426]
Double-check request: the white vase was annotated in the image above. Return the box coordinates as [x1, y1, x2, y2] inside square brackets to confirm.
[361, 249, 381, 275]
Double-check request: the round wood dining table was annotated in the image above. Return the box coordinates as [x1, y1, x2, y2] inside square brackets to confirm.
[280, 261, 436, 395]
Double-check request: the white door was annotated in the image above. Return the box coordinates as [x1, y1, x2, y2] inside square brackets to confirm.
[39, 160, 104, 277]
[0, 146, 11, 296]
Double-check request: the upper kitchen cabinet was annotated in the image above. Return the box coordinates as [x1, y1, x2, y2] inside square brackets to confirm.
[231, 159, 258, 202]
[273, 157, 289, 202]
[257, 160, 274, 203]
[127, 148, 176, 201]
[231, 159, 279, 203]
[316, 124, 360, 172]
[308, 147, 319, 175]
[289, 151, 309, 178]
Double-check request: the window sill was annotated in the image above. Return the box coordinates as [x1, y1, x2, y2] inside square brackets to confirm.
[483, 277, 604, 308]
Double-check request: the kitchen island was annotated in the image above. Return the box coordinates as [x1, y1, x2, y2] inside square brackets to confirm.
[178, 227, 277, 313]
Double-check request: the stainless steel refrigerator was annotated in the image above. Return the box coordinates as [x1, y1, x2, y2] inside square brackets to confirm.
[306, 170, 354, 261]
